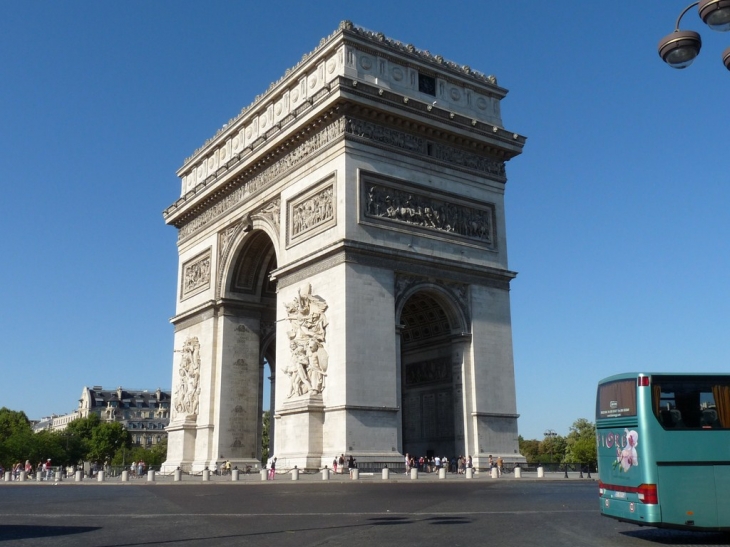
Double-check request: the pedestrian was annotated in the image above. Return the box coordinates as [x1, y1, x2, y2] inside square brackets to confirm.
[347, 455, 356, 478]
[130, 461, 137, 478]
[404, 453, 410, 474]
[338, 454, 345, 474]
[267, 456, 276, 480]
[332, 457, 338, 474]
[488, 454, 494, 469]
[496, 456, 504, 477]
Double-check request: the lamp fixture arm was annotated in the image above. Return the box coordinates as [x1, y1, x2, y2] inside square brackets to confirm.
[675, 1, 700, 29]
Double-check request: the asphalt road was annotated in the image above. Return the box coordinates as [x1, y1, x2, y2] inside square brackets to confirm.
[2, 480, 729, 546]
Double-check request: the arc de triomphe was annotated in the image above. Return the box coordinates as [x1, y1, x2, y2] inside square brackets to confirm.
[162, 21, 526, 472]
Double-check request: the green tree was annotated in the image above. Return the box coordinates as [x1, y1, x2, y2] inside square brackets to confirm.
[112, 439, 168, 468]
[0, 408, 35, 468]
[261, 411, 270, 465]
[61, 414, 102, 464]
[28, 430, 66, 466]
[518, 436, 541, 463]
[540, 434, 567, 464]
[87, 422, 130, 463]
[564, 418, 597, 466]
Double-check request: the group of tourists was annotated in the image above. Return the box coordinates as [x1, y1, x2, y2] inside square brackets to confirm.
[4, 459, 56, 480]
[404, 453, 474, 474]
[487, 454, 505, 476]
[330, 454, 358, 477]
[129, 460, 147, 478]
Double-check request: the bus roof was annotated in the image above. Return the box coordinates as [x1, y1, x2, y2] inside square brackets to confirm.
[598, 372, 730, 384]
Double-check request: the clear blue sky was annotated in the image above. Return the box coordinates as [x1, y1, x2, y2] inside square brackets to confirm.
[2, 2, 728, 441]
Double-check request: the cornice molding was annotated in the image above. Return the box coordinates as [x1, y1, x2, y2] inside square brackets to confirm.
[180, 21, 508, 170]
[273, 238, 517, 291]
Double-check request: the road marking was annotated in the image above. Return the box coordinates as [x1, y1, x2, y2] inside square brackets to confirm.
[1, 510, 595, 518]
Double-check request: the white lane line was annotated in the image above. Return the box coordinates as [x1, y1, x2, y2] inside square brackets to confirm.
[0, 510, 595, 518]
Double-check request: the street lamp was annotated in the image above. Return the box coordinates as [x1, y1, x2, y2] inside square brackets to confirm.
[543, 429, 557, 464]
[658, 0, 730, 70]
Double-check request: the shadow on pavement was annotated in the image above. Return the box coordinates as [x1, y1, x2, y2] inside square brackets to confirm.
[622, 529, 730, 545]
[0, 525, 100, 541]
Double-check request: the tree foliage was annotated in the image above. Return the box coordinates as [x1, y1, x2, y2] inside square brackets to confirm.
[0, 408, 152, 469]
[519, 418, 597, 465]
[88, 422, 131, 463]
[564, 418, 597, 465]
[261, 411, 270, 465]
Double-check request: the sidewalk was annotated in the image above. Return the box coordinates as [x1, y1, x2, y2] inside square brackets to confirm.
[1, 469, 596, 485]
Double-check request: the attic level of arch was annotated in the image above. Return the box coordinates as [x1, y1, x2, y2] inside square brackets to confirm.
[165, 85, 524, 239]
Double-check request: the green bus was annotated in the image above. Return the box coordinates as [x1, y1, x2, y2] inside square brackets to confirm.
[596, 373, 730, 531]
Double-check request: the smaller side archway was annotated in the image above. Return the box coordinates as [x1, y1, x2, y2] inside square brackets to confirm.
[395, 283, 470, 465]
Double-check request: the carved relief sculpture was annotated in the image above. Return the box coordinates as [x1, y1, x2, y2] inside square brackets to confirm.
[364, 182, 494, 245]
[181, 250, 211, 299]
[283, 284, 329, 398]
[173, 337, 202, 419]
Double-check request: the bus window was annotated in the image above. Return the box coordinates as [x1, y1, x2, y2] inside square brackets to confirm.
[652, 377, 730, 430]
[596, 379, 636, 419]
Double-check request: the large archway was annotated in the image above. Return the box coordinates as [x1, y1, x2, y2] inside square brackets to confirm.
[225, 228, 278, 464]
[398, 289, 467, 462]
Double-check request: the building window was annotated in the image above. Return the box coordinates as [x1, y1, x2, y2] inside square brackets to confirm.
[418, 73, 436, 96]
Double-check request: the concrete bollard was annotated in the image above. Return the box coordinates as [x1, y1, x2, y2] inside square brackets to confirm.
[321, 468, 329, 481]
[514, 467, 522, 479]
[352, 469, 359, 480]
[147, 470, 155, 482]
[4, 471, 10, 482]
[75, 470, 82, 482]
[466, 468, 474, 479]
[122, 470, 129, 482]
[439, 468, 446, 479]
[97, 471, 105, 482]
[292, 468, 299, 481]
[174, 469, 182, 482]
[491, 467, 498, 479]
[37, 471, 42, 482]
[202, 469, 210, 482]
[55, 470, 63, 482]
[410, 468, 418, 480]
[19, 471, 27, 482]
[537, 466, 544, 478]
[232, 469, 239, 481]
[382, 468, 390, 480]
[260, 469, 268, 481]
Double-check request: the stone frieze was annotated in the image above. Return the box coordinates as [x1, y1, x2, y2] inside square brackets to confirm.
[181, 249, 211, 299]
[363, 181, 494, 245]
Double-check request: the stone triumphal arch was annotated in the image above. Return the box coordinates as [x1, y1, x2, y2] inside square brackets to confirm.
[162, 22, 526, 472]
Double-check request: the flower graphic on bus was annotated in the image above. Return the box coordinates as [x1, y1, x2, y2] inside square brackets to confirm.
[612, 429, 639, 472]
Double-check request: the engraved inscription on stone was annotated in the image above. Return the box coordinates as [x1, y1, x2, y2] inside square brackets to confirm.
[288, 181, 335, 244]
[283, 284, 329, 398]
[181, 249, 211, 299]
[362, 175, 494, 246]
[344, 117, 505, 178]
[345, 118, 425, 154]
[172, 337, 202, 419]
